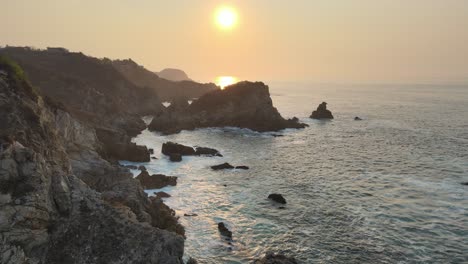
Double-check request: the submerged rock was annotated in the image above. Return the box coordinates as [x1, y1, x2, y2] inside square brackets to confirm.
[211, 163, 235, 170]
[136, 171, 177, 189]
[461, 182, 468, 186]
[268, 194, 287, 204]
[310, 102, 334, 119]
[218, 222, 233, 239]
[148, 81, 308, 134]
[252, 252, 298, 264]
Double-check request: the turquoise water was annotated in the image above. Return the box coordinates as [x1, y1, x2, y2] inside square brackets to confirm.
[124, 83, 468, 263]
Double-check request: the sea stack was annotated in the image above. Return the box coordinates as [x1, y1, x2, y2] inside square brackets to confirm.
[148, 81, 308, 134]
[310, 102, 334, 119]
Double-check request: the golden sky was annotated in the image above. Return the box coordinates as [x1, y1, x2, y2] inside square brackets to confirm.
[2, 0, 468, 84]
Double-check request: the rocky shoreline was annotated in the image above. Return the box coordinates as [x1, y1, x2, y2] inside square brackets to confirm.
[1, 50, 302, 263]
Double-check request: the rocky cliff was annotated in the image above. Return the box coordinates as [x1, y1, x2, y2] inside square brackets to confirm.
[0, 47, 156, 162]
[148, 81, 308, 134]
[111, 59, 218, 101]
[0, 57, 184, 263]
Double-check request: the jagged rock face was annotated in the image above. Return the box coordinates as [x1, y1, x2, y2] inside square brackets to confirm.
[310, 102, 334, 119]
[149, 81, 308, 134]
[0, 47, 155, 163]
[0, 59, 184, 263]
[111, 59, 218, 101]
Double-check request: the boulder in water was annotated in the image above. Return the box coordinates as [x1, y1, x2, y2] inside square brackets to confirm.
[195, 146, 222, 157]
[136, 171, 177, 189]
[218, 222, 232, 239]
[162, 141, 196, 156]
[169, 153, 182, 162]
[310, 102, 334, 119]
[268, 193, 287, 204]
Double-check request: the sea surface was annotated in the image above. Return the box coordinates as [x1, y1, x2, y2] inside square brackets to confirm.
[122, 83, 468, 264]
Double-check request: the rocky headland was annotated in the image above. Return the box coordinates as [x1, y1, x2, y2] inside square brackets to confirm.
[149, 81, 308, 134]
[0, 49, 301, 263]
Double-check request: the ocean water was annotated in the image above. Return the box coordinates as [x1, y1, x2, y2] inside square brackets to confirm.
[123, 83, 468, 264]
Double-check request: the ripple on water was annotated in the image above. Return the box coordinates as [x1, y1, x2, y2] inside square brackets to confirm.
[123, 84, 468, 263]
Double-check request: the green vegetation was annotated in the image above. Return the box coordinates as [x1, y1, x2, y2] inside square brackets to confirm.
[0, 55, 40, 101]
[0, 55, 26, 82]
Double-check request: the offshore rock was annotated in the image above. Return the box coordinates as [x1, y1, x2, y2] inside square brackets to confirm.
[149, 81, 308, 134]
[169, 153, 183, 162]
[136, 171, 177, 189]
[268, 194, 287, 204]
[310, 102, 334, 119]
[211, 163, 235, 170]
[162, 142, 222, 157]
[217, 222, 232, 239]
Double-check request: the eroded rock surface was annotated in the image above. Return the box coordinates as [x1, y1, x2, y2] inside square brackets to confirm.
[149, 81, 307, 134]
[0, 56, 184, 263]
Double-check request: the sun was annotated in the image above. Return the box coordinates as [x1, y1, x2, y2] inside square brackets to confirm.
[215, 7, 237, 29]
[216, 76, 238, 89]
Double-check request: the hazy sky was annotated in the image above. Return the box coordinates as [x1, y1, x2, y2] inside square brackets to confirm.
[2, 0, 468, 83]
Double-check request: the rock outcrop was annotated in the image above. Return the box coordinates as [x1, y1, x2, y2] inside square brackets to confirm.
[148, 81, 308, 134]
[0, 56, 184, 263]
[252, 252, 298, 264]
[310, 102, 334, 119]
[136, 171, 177, 189]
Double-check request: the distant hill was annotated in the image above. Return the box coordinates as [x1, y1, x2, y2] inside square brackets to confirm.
[0, 47, 161, 124]
[111, 60, 217, 101]
[157, 68, 191, 82]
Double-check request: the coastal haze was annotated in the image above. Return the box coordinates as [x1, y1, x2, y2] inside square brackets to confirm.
[1, 1, 468, 264]
[2, 0, 468, 84]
